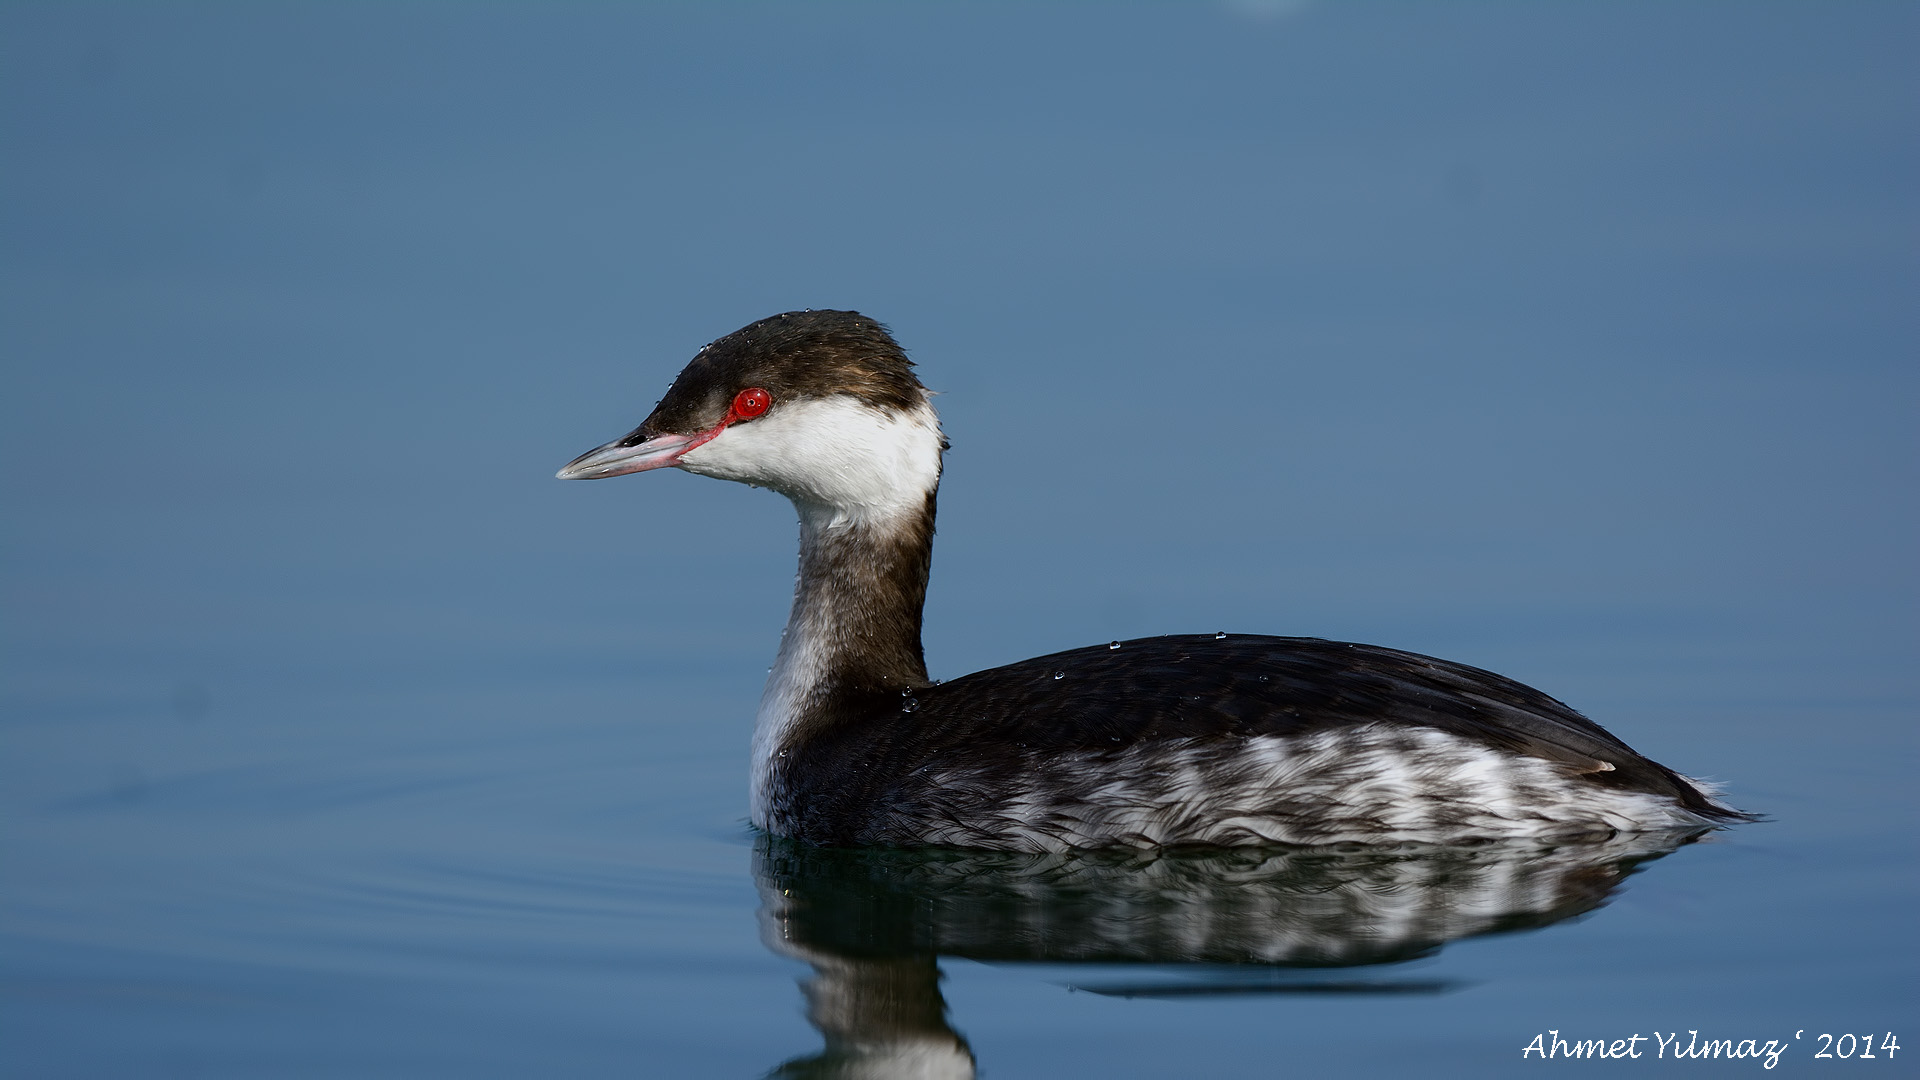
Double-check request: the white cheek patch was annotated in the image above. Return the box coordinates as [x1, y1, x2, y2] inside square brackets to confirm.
[678, 395, 943, 524]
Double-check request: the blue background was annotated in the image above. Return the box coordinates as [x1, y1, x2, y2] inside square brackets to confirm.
[3, 3, 1914, 1076]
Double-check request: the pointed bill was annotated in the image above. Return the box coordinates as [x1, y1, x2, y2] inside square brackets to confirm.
[556, 431, 702, 480]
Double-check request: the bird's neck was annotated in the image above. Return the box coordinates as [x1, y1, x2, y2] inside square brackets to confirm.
[751, 492, 936, 819]
[785, 496, 936, 691]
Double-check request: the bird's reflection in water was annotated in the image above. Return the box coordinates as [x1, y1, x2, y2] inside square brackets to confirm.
[755, 829, 1708, 1078]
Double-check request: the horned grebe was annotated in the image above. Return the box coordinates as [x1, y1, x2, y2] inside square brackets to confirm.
[557, 310, 1750, 850]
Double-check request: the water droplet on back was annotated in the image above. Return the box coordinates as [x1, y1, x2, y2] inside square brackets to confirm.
[1052, 670, 1066, 680]
[1108, 641, 1121, 650]
[902, 697, 919, 713]
[1214, 631, 1228, 639]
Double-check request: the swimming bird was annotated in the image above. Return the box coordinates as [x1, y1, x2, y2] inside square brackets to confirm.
[557, 310, 1749, 851]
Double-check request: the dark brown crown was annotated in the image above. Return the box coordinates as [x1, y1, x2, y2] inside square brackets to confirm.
[635, 310, 926, 437]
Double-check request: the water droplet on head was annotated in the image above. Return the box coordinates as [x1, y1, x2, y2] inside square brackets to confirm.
[902, 697, 919, 713]
[1108, 641, 1121, 650]
[1052, 670, 1066, 680]
[1259, 674, 1270, 682]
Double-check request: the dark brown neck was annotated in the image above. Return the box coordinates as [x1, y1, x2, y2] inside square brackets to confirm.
[786, 494, 937, 695]
[751, 490, 937, 823]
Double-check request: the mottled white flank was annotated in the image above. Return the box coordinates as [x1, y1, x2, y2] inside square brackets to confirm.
[907, 726, 1725, 853]
[689, 393, 947, 827]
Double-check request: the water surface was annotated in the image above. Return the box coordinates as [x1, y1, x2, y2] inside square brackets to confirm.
[3, 4, 1914, 1076]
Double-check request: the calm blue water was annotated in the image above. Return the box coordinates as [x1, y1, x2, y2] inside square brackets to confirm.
[3, 4, 1914, 1076]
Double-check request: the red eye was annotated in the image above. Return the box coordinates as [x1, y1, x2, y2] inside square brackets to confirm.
[731, 387, 772, 420]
